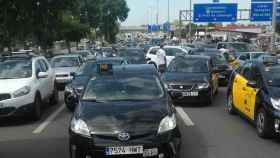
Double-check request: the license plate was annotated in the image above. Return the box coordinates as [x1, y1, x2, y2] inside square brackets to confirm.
[105, 146, 143, 155]
[143, 148, 158, 157]
[182, 92, 198, 97]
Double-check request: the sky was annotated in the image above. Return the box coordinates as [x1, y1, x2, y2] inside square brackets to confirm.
[122, 0, 250, 26]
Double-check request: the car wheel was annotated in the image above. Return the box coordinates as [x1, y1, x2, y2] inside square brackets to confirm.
[50, 85, 59, 105]
[227, 93, 235, 114]
[31, 95, 42, 121]
[207, 90, 213, 105]
[69, 144, 85, 158]
[256, 108, 274, 138]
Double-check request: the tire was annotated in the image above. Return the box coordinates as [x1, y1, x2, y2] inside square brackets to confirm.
[31, 95, 42, 121]
[256, 108, 274, 138]
[207, 89, 214, 105]
[69, 144, 85, 158]
[227, 93, 236, 114]
[50, 85, 59, 105]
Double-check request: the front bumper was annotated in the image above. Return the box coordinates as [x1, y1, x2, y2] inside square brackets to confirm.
[168, 89, 211, 104]
[69, 128, 181, 158]
[0, 93, 34, 117]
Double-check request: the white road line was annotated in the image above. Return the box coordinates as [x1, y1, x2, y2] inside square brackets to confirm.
[175, 107, 195, 126]
[32, 105, 65, 134]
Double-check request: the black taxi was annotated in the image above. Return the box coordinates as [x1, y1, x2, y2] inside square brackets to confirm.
[227, 57, 280, 138]
[69, 64, 181, 158]
[162, 55, 219, 105]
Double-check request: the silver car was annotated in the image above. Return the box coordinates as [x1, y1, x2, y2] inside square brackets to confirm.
[51, 55, 84, 90]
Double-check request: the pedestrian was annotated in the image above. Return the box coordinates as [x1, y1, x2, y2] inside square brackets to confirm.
[156, 44, 167, 74]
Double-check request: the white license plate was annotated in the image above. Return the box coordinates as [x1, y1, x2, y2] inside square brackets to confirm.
[182, 92, 198, 97]
[105, 146, 143, 155]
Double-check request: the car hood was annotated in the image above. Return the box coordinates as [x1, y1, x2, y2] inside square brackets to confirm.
[72, 75, 91, 88]
[79, 100, 168, 135]
[54, 67, 79, 74]
[268, 86, 280, 98]
[0, 78, 32, 93]
[163, 72, 209, 84]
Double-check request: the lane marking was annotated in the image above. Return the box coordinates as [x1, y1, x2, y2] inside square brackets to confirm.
[175, 107, 194, 126]
[32, 105, 65, 134]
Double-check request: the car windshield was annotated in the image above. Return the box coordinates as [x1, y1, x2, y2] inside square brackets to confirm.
[76, 62, 97, 76]
[83, 75, 164, 102]
[168, 58, 209, 73]
[0, 60, 32, 79]
[52, 57, 79, 67]
[230, 43, 249, 52]
[264, 65, 280, 86]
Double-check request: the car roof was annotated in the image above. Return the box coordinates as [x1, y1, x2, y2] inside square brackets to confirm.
[113, 64, 157, 75]
[52, 54, 81, 58]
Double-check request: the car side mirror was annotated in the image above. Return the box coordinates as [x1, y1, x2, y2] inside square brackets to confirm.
[37, 72, 48, 78]
[70, 72, 76, 79]
[145, 57, 151, 61]
[247, 80, 257, 88]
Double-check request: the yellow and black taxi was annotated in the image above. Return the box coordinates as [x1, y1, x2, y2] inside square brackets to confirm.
[69, 64, 181, 158]
[227, 57, 280, 138]
[162, 55, 219, 105]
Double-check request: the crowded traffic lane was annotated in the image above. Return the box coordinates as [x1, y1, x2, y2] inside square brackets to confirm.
[0, 89, 280, 158]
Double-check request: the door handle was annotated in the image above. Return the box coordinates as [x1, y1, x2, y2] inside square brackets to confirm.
[242, 87, 246, 91]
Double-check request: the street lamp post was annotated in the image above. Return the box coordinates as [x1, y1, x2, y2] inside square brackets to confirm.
[156, 0, 159, 25]
[188, 0, 192, 41]
[272, 0, 277, 52]
[168, 0, 170, 23]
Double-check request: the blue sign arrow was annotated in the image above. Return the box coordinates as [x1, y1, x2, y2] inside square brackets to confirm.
[193, 3, 238, 23]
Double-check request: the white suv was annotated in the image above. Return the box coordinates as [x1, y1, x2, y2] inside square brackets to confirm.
[0, 54, 58, 120]
[145, 46, 189, 68]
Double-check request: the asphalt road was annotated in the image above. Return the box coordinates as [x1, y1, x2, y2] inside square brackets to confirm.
[0, 88, 280, 158]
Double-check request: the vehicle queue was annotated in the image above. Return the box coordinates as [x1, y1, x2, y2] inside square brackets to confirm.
[1, 41, 280, 158]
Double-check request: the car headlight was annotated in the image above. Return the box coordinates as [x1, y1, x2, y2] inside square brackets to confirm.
[196, 83, 209, 89]
[13, 86, 31, 98]
[158, 114, 176, 134]
[70, 118, 91, 137]
[270, 98, 280, 110]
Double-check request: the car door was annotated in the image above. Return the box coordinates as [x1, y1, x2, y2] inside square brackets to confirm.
[34, 60, 47, 99]
[232, 64, 250, 112]
[244, 65, 260, 120]
[40, 59, 54, 96]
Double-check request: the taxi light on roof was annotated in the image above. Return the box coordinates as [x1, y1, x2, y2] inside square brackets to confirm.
[97, 64, 113, 74]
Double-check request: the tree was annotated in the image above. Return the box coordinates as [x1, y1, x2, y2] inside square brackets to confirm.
[58, 14, 90, 53]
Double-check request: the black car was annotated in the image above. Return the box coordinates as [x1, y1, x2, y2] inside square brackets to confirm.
[227, 57, 280, 138]
[118, 48, 146, 64]
[162, 55, 219, 105]
[64, 57, 128, 111]
[69, 64, 181, 158]
[193, 49, 233, 86]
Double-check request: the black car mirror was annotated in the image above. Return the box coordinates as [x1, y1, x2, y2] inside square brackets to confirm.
[70, 72, 76, 79]
[247, 80, 257, 88]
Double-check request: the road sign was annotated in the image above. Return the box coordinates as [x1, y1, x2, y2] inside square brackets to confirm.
[147, 25, 152, 33]
[213, 0, 219, 3]
[193, 3, 238, 22]
[251, 3, 273, 21]
[163, 22, 171, 33]
[251, 3, 280, 21]
[251, 0, 272, 2]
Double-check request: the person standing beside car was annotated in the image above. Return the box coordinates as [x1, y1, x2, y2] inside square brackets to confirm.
[156, 44, 167, 73]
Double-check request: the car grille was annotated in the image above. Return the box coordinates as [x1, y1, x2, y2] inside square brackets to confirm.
[0, 94, 11, 101]
[170, 85, 194, 91]
[56, 74, 69, 77]
[0, 107, 15, 115]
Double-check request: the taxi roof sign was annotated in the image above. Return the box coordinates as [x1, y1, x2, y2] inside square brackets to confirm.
[97, 64, 113, 74]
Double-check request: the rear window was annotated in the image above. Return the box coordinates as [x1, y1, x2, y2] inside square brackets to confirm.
[168, 58, 209, 73]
